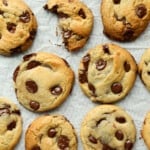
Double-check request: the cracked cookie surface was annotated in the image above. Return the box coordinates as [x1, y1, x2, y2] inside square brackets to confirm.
[81, 105, 136, 150]
[0, 97, 22, 150]
[44, 0, 93, 52]
[0, 0, 37, 55]
[13, 52, 74, 112]
[25, 115, 77, 150]
[101, 0, 150, 41]
[78, 43, 137, 103]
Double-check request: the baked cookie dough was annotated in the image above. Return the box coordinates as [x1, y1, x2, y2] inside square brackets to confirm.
[25, 115, 77, 150]
[101, 0, 150, 41]
[81, 105, 136, 150]
[78, 43, 137, 103]
[0, 97, 22, 150]
[13, 52, 74, 112]
[0, 0, 37, 55]
[44, 0, 93, 52]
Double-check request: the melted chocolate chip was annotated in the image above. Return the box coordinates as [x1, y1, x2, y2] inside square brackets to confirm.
[29, 101, 40, 110]
[58, 12, 69, 18]
[7, 22, 16, 33]
[19, 11, 30, 23]
[7, 121, 16, 130]
[88, 135, 97, 144]
[111, 82, 122, 94]
[63, 30, 72, 39]
[12, 110, 21, 115]
[10, 46, 22, 54]
[43, 4, 48, 10]
[96, 118, 106, 126]
[0, 108, 10, 116]
[13, 66, 20, 82]
[115, 130, 124, 140]
[0, 10, 4, 15]
[26, 80, 38, 93]
[88, 83, 96, 94]
[113, 0, 120, 4]
[83, 54, 90, 71]
[103, 45, 110, 54]
[3, 0, 8, 6]
[48, 128, 57, 138]
[96, 59, 107, 71]
[23, 53, 36, 61]
[116, 117, 126, 123]
[102, 144, 116, 150]
[27, 61, 41, 70]
[123, 28, 134, 40]
[79, 70, 88, 83]
[147, 71, 150, 75]
[124, 140, 133, 150]
[124, 61, 131, 72]
[31, 145, 41, 150]
[78, 9, 86, 19]
[135, 4, 147, 18]
[50, 5, 58, 13]
[50, 85, 62, 95]
[57, 135, 69, 150]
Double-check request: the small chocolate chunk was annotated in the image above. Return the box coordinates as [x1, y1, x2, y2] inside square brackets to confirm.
[88, 83, 96, 94]
[96, 59, 107, 71]
[113, 0, 120, 4]
[31, 145, 41, 150]
[29, 101, 40, 110]
[83, 54, 90, 71]
[7, 121, 16, 130]
[124, 140, 133, 150]
[124, 61, 130, 72]
[26, 80, 38, 93]
[19, 11, 30, 23]
[78, 9, 86, 19]
[88, 135, 97, 144]
[135, 4, 147, 18]
[123, 28, 134, 40]
[12, 110, 21, 115]
[50, 5, 58, 13]
[13, 66, 20, 82]
[58, 12, 69, 18]
[115, 130, 124, 140]
[116, 117, 126, 123]
[79, 70, 88, 83]
[102, 144, 116, 150]
[48, 128, 57, 138]
[43, 4, 48, 10]
[0, 10, 4, 15]
[111, 82, 122, 94]
[23, 53, 36, 61]
[7, 22, 16, 33]
[57, 135, 69, 150]
[50, 85, 62, 95]
[103, 45, 110, 54]
[27, 61, 41, 70]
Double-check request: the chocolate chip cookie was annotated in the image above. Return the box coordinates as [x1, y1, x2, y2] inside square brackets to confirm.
[101, 0, 150, 41]
[81, 105, 136, 150]
[25, 115, 77, 150]
[44, 0, 93, 52]
[13, 52, 74, 112]
[78, 43, 137, 103]
[0, 0, 37, 55]
[0, 97, 22, 150]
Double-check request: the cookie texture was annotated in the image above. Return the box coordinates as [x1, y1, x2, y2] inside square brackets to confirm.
[138, 48, 150, 91]
[44, 0, 93, 52]
[13, 52, 74, 112]
[0, 0, 37, 56]
[78, 43, 137, 103]
[25, 115, 77, 150]
[0, 97, 22, 150]
[81, 105, 136, 150]
[101, 0, 150, 41]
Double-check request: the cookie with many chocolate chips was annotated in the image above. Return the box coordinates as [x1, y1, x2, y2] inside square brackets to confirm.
[78, 43, 137, 103]
[81, 105, 136, 150]
[25, 115, 77, 150]
[0, 0, 37, 56]
[101, 0, 150, 41]
[44, 0, 93, 52]
[0, 97, 22, 150]
[13, 52, 74, 112]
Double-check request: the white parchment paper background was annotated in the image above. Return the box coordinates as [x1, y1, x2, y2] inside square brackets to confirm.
[0, 0, 150, 149]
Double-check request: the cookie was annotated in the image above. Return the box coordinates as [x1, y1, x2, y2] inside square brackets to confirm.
[78, 43, 137, 103]
[13, 52, 74, 112]
[138, 48, 150, 91]
[141, 111, 150, 149]
[0, 0, 37, 56]
[44, 0, 93, 52]
[81, 105, 136, 150]
[101, 0, 150, 41]
[0, 97, 22, 150]
[25, 114, 77, 150]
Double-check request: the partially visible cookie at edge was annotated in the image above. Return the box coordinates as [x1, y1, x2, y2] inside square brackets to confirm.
[0, 97, 22, 150]
[78, 43, 137, 103]
[0, 0, 37, 56]
[25, 114, 77, 150]
[44, 0, 93, 52]
[101, 0, 150, 41]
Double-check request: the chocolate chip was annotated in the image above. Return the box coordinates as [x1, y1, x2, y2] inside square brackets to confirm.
[3, 0, 8, 6]
[135, 4, 147, 18]
[0, 10, 4, 15]
[50, 85, 62, 95]
[88, 135, 97, 144]
[103, 45, 110, 54]
[19, 11, 30, 23]
[123, 28, 134, 40]
[83, 54, 90, 71]
[88, 83, 96, 94]
[7, 22, 16, 33]
[13, 66, 20, 82]
[0, 108, 10, 116]
[79, 70, 88, 83]
[124, 140, 133, 150]
[147, 71, 150, 75]
[96, 59, 107, 71]
[29, 101, 40, 110]
[48, 128, 57, 138]
[96, 118, 106, 126]
[50, 5, 58, 13]
[102, 144, 116, 150]
[116, 117, 126, 123]
[31, 145, 41, 150]
[27, 61, 41, 70]
[23, 53, 36, 61]
[115, 130, 124, 140]
[30, 29, 37, 40]
[111, 82, 122, 94]
[58, 12, 69, 18]
[57, 135, 69, 150]
[10, 46, 22, 54]
[7, 121, 16, 130]
[124, 61, 130, 72]
[43, 4, 48, 10]
[12, 110, 21, 115]
[63, 30, 72, 39]
[113, 0, 120, 4]
[26, 80, 38, 93]
[78, 9, 86, 19]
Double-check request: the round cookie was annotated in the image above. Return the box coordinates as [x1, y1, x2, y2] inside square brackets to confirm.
[78, 43, 137, 103]
[25, 115, 77, 150]
[81, 105, 136, 150]
[0, 0, 37, 56]
[44, 0, 93, 52]
[13, 52, 74, 112]
[101, 0, 150, 41]
[0, 97, 22, 150]
[138, 48, 150, 91]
